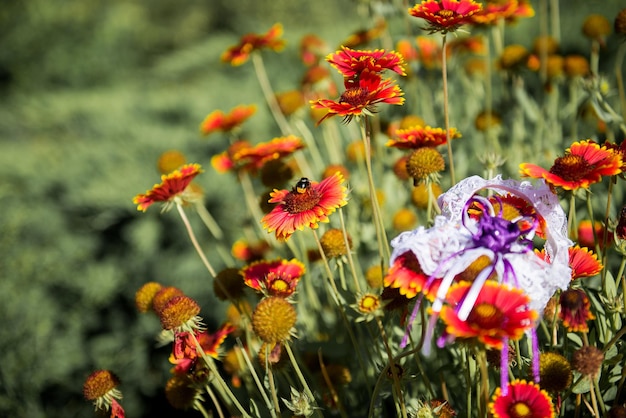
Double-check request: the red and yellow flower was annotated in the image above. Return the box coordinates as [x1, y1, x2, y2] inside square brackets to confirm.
[387, 125, 461, 149]
[311, 70, 404, 124]
[261, 173, 348, 240]
[221, 23, 285, 66]
[199, 104, 256, 136]
[559, 289, 595, 332]
[169, 323, 235, 374]
[440, 281, 537, 349]
[568, 246, 603, 279]
[490, 380, 555, 418]
[241, 258, 305, 298]
[133, 164, 203, 212]
[520, 140, 622, 191]
[327, 46, 407, 78]
[471, 0, 534, 26]
[211, 136, 305, 174]
[384, 250, 432, 299]
[409, 0, 483, 34]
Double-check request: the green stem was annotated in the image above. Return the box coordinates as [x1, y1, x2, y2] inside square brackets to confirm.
[375, 317, 408, 418]
[236, 340, 276, 417]
[284, 342, 323, 418]
[585, 190, 601, 257]
[176, 203, 216, 278]
[339, 207, 362, 293]
[251, 52, 292, 136]
[441, 33, 456, 185]
[360, 116, 390, 265]
[204, 384, 225, 418]
[187, 329, 250, 417]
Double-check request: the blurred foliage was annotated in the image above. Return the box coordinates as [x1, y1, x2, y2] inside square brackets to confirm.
[1, 0, 625, 417]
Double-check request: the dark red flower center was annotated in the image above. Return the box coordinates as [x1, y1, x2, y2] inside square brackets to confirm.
[560, 289, 584, 310]
[508, 402, 532, 418]
[468, 302, 504, 329]
[283, 189, 321, 214]
[339, 87, 370, 107]
[549, 154, 593, 181]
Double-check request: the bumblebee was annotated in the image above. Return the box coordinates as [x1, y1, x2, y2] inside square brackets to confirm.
[294, 177, 311, 194]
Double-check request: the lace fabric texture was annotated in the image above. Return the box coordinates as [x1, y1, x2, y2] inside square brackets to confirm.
[390, 175, 572, 315]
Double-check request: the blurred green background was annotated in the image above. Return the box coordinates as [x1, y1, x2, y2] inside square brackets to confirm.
[1, 0, 624, 417]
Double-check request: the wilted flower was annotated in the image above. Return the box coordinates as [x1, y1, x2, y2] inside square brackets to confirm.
[169, 323, 235, 374]
[571, 346, 604, 378]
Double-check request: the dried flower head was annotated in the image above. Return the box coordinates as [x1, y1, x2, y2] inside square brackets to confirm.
[164, 374, 201, 410]
[320, 228, 352, 258]
[406, 147, 445, 185]
[152, 286, 185, 313]
[157, 150, 187, 174]
[252, 296, 297, 343]
[582, 14, 612, 41]
[539, 352, 573, 393]
[411, 182, 442, 209]
[571, 346, 604, 378]
[393, 208, 418, 231]
[135, 282, 163, 313]
[159, 295, 202, 331]
[83, 370, 125, 416]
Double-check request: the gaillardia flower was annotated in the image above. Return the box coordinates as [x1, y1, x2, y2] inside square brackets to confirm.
[262, 173, 348, 241]
[221, 23, 285, 66]
[311, 69, 404, 124]
[83, 370, 125, 418]
[440, 281, 536, 349]
[169, 323, 235, 374]
[133, 164, 203, 212]
[387, 125, 461, 149]
[327, 46, 406, 78]
[559, 289, 595, 332]
[490, 380, 555, 418]
[241, 258, 305, 297]
[520, 140, 622, 191]
[212, 136, 304, 174]
[409, 0, 483, 34]
[199, 104, 257, 135]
